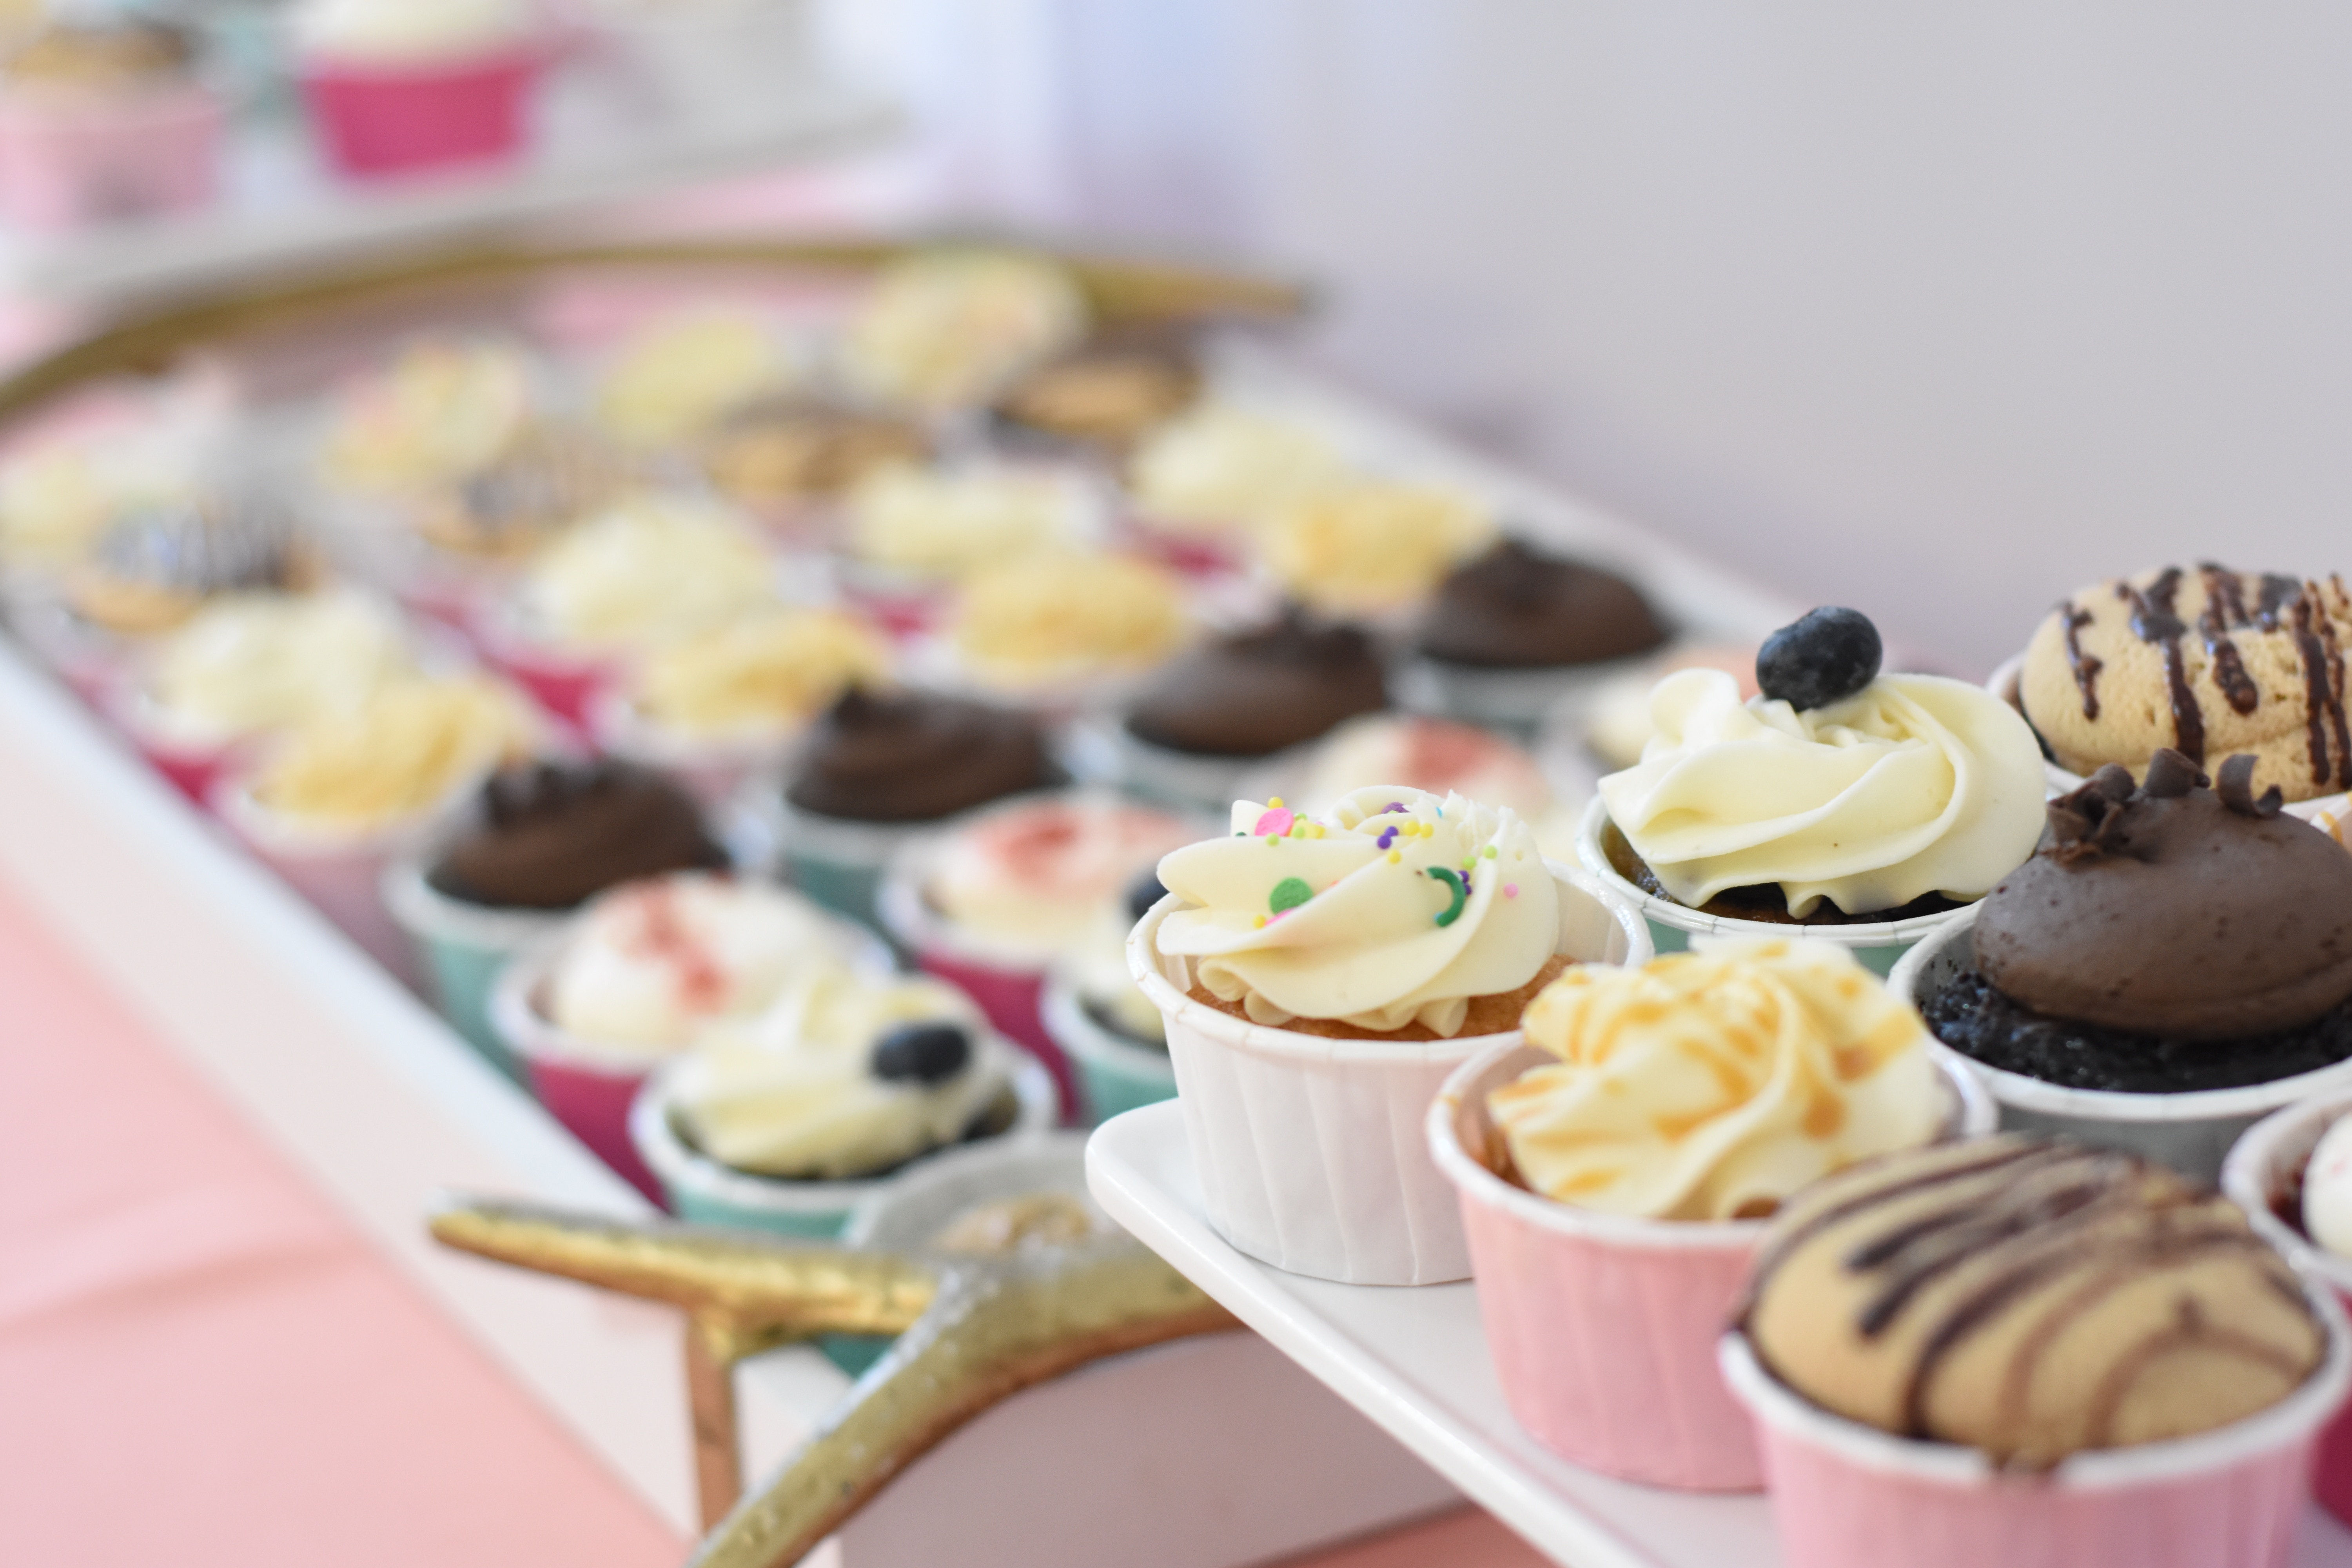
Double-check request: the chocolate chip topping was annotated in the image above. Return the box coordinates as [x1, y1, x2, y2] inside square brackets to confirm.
[1976, 750, 2352, 1040]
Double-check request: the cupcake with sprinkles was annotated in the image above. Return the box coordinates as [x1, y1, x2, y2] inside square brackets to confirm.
[1128, 784, 1650, 1285]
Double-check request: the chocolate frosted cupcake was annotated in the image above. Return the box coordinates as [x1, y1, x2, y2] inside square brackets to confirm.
[1108, 608, 1387, 811]
[385, 760, 728, 1074]
[991, 324, 1202, 453]
[769, 688, 1062, 927]
[1402, 539, 1665, 728]
[2014, 564, 2352, 809]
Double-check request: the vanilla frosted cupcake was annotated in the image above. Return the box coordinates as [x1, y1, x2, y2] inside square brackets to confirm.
[0, 439, 113, 574]
[243, 671, 536, 832]
[503, 494, 775, 660]
[624, 606, 890, 741]
[319, 338, 537, 495]
[1131, 785, 1650, 1283]
[843, 461, 1094, 586]
[946, 550, 1189, 696]
[1126, 404, 1345, 541]
[664, 967, 1013, 1180]
[1261, 481, 1493, 616]
[593, 309, 791, 451]
[840, 249, 1088, 412]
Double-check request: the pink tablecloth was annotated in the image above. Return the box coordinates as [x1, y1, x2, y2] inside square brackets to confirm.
[0, 869, 683, 1568]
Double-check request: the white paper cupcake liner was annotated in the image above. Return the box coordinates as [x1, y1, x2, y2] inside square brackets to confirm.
[1888, 911, 2352, 1185]
[1127, 861, 1652, 1286]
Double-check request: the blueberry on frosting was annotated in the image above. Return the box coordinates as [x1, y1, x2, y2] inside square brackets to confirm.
[871, 1022, 973, 1085]
[1756, 606, 1882, 711]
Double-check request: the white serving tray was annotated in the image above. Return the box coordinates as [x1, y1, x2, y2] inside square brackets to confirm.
[1086, 1100, 2352, 1568]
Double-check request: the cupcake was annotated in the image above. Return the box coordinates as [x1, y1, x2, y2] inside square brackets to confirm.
[317, 337, 538, 498]
[1042, 873, 1176, 1123]
[2011, 566, 2352, 815]
[991, 324, 1202, 453]
[293, 0, 540, 179]
[478, 494, 775, 723]
[1272, 713, 1573, 855]
[1428, 938, 1985, 1488]
[1584, 608, 2045, 972]
[1259, 479, 1493, 619]
[1124, 403, 1346, 568]
[633, 965, 1054, 1234]
[762, 687, 1063, 927]
[592, 605, 891, 804]
[2221, 1096, 2352, 1530]
[878, 790, 1201, 1113]
[700, 398, 929, 519]
[110, 588, 414, 803]
[63, 492, 314, 641]
[838, 249, 1089, 414]
[0, 18, 223, 231]
[839, 460, 1097, 629]
[592, 309, 792, 453]
[217, 671, 538, 984]
[1724, 1136, 2347, 1568]
[1130, 786, 1652, 1284]
[1105, 608, 1388, 812]
[1570, 641, 1760, 771]
[1895, 749, 2352, 1180]
[383, 759, 729, 1074]
[1401, 539, 1669, 729]
[939, 548, 1189, 706]
[490, 872, 877, 1198]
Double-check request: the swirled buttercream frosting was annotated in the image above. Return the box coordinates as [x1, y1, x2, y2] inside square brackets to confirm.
[1489, 937, 1943, 1222]
[1597, 668, 2045, 917]
[1153, 786, 1559, 1037]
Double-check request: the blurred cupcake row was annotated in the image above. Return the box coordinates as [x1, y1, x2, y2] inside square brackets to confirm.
[0, 0, 830, 232]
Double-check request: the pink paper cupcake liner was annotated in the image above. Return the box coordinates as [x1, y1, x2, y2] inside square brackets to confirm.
[0, 84, 222, 231]
[1720, 1298, 2351, 1568]
[2222, 1093, 2352, 1529]
[1428, 1042, 1997, 1490]
[488, 935, 667, 1204]
[212, 777, 439, 991]
[300, 49, 537, 180]
[1128, 863, 1652, 1286]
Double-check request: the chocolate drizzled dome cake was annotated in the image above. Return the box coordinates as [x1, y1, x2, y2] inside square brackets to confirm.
[2019, 565, 2352, 803]
[1741, 1135, 2325, 1466]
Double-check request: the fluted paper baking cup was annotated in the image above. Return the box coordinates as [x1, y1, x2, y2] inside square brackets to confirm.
[630, 1047, 1058, 1238]
[1127, 862, 1651, 1286]
[1577, 797, 1976, 978]
[1988, 652, 2349, 822]
[2221, 1094, 2352, 1529]
[380, 853, 563, 1082]
[212, 777, 442, 991]
[1041, 969, 1176, 1124]
[1888, 912, 2352, 1185]
[1719, 1283, 2352, 1568]
[1429, 1042, 1995, 1490]
[586, 684, 792, 809]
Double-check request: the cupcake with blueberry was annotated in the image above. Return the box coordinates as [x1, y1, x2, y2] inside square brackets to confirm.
[1097, 606, 1388, 813]
[1581, 607, 2046, 974]
[489, 871, 881, 1199]
[1894, 748, 2352, 1180]
[383, 759, 730, 1074]
[878, 790, 1203, 1116]
[1400, 538, 1670, 730]
[760, 687, 1065, 928]
[631, 965, 1055, 1236]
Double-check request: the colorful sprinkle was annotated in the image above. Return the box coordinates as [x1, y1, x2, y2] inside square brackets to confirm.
[1264, 835, 1280, 847]
[1269, 877, 1314, 914]
[1254, 914, 1268, 929]
[1504, 883, 1519, 898]
[1386, 801, 1405, 813]
[1483, 845, 1498, 859]
[1426, 867, 1469, 927]
[1376, 826, 1397, 849]
[1387, 849, 1402, 864]
[1254, 806, 1297, 837]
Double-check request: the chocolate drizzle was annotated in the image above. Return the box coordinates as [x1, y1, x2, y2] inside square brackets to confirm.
[2196, 564, 2262, 716]
[2120, 568, 2205, 763]
[2060, 603, 2102, 719]
[2287, 585, 2352, 791]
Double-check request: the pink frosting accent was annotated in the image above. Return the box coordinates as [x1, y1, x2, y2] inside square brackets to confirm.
[950, 799, 1197, 907]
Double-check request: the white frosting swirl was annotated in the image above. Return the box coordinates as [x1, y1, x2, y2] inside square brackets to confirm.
[1154, 786, 1558, 1037]
[1596, 668, 2046, 917]
[669, 968, 1008, 1179]
[1490, 936, 1943, 1222]
[295, 0, 531, 62]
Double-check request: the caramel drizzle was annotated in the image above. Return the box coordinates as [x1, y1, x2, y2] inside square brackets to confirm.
[2118, 569, 2204, 763]
[2060, 603, 2102, 719]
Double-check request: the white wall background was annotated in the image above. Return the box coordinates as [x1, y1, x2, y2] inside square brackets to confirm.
[837, 2, 2352, 675]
